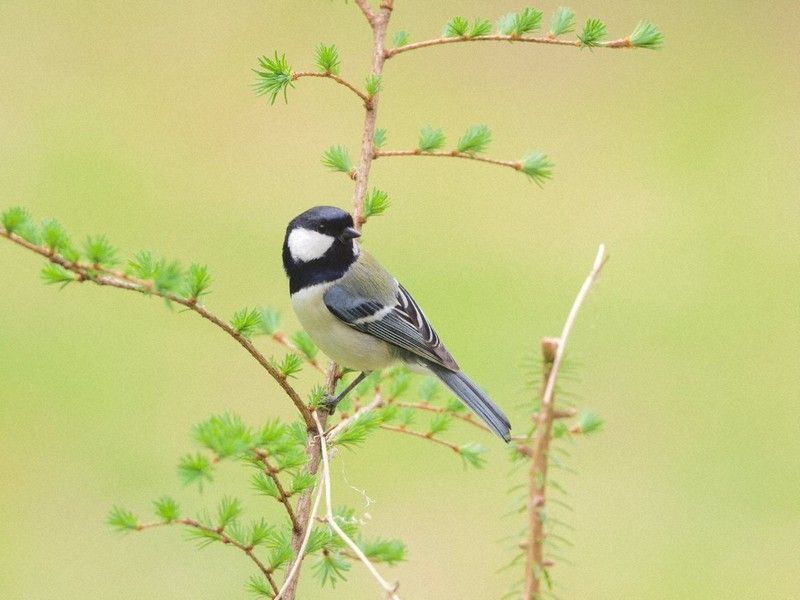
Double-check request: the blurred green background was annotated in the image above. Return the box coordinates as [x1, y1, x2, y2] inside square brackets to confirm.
[1, 1, 798, 598]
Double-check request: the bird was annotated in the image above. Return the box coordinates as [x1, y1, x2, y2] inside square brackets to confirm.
[282, 205, 511, 442]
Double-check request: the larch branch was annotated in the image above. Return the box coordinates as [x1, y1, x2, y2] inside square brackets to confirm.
[379, 424, 462, 454]
[291, 71, 371, 105]
[350, 0, 392, 227]
[385, 34, 637, 59]
[0, 228, 314, 429]
[373, 149, 523, 173]
[393, 401, 492, 433]
[253, 450, 300, 533]
[525, 244, 607, 599]
[138, 518, 279, 595]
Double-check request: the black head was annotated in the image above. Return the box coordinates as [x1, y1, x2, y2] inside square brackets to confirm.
[282, 206, 361, 293]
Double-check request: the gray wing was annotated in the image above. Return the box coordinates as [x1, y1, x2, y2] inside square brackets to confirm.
[324, 281, 459, 372]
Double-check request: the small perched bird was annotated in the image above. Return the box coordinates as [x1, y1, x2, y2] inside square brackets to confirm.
[282, 206, 511, 442]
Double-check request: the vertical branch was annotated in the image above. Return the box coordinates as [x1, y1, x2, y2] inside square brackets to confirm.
[525, 338, 558, 598]
[282, 364, 340, 599]
[351, 0, 393, 228]
[283, 4, 396, 597]
[524, 245, 607, 598]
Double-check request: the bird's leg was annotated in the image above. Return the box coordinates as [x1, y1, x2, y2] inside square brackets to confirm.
[323, 371, 369, 414]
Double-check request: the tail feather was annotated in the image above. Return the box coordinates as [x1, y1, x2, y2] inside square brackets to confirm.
[427, 364, 511, 442]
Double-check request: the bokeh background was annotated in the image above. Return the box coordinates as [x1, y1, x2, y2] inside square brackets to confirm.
[1, 1, 798, 598]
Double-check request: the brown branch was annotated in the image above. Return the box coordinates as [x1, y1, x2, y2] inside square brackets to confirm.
[281, 366, 338, 600]
[393, 401, 492, 433]
[282, 1, 396, 586]
[385, 34, 637, 59]
[0, 228, 315, 430]
[291, 71, 371, 105]
[315, 412, 402, 599]
[525, 338, 558, 599]
[379, 424, 461, 454]
[525, 244, 607, 599]
[350, 0, 392, 228]
[138, 518, 279, 595]
[253, 450, 300, 533]
[373, 149, 523, 174]
[353, 0, 376, 24]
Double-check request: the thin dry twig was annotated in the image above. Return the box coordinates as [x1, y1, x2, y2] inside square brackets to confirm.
[524, 244, 607, 599]
[541, 245, 607, 410]
[0, 229, 314, 429]
[314, 412, 401, 600]
[385, 34, 637, 59]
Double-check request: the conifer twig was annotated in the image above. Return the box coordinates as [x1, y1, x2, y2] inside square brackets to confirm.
[291, 71, 370, 105]
[269, 331, 325, 373]
[373, 149, 524, 174]
[0, 228, 314, 429]
[253, 450, 300, 533]
[385, 34, 638, 58]
[328, 390, 385, 440]
[525, 244, 607, 599]
[393, 401, 491, 433]
[314, 412, 401, 600]
[137, 518, 279, 595]
[379, 424, 461, 454]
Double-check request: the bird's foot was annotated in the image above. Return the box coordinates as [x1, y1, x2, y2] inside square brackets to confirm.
[321, 393, 340, 415]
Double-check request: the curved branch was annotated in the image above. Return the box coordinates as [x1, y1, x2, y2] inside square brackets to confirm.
[253, 450, 300, 533]
[315, 412, 401, 599]
[379, 424, 461, 454]
[525, 244, 607, 598]
[350, 0, 392, 227]
[0, 228, 314, 429]
[374, 149, 522, 173]
[393, 401, 492, 434]
[541, 244, 608, 409]
[138, 518, 279, 595]
[353, 0, 376, 25]
[385, 34, 636, 58]
[291, 72, 371, 105]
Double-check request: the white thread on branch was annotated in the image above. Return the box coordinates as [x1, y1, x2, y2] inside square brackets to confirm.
[273, 442, 325, 600]
[314, 411, 401, 600]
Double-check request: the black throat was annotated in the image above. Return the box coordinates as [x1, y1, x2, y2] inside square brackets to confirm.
[282, 237, 357, 295]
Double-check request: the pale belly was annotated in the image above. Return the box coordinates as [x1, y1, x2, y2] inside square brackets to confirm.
[291, 284, 396, 372]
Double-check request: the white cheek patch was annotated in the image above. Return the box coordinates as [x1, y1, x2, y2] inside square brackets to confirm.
[287, 228, 336, 263]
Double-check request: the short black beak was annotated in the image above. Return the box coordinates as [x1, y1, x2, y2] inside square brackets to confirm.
[339, 227, 361, 241]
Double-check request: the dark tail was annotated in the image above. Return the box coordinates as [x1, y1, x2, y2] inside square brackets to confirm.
[428, 364, 511, 442]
